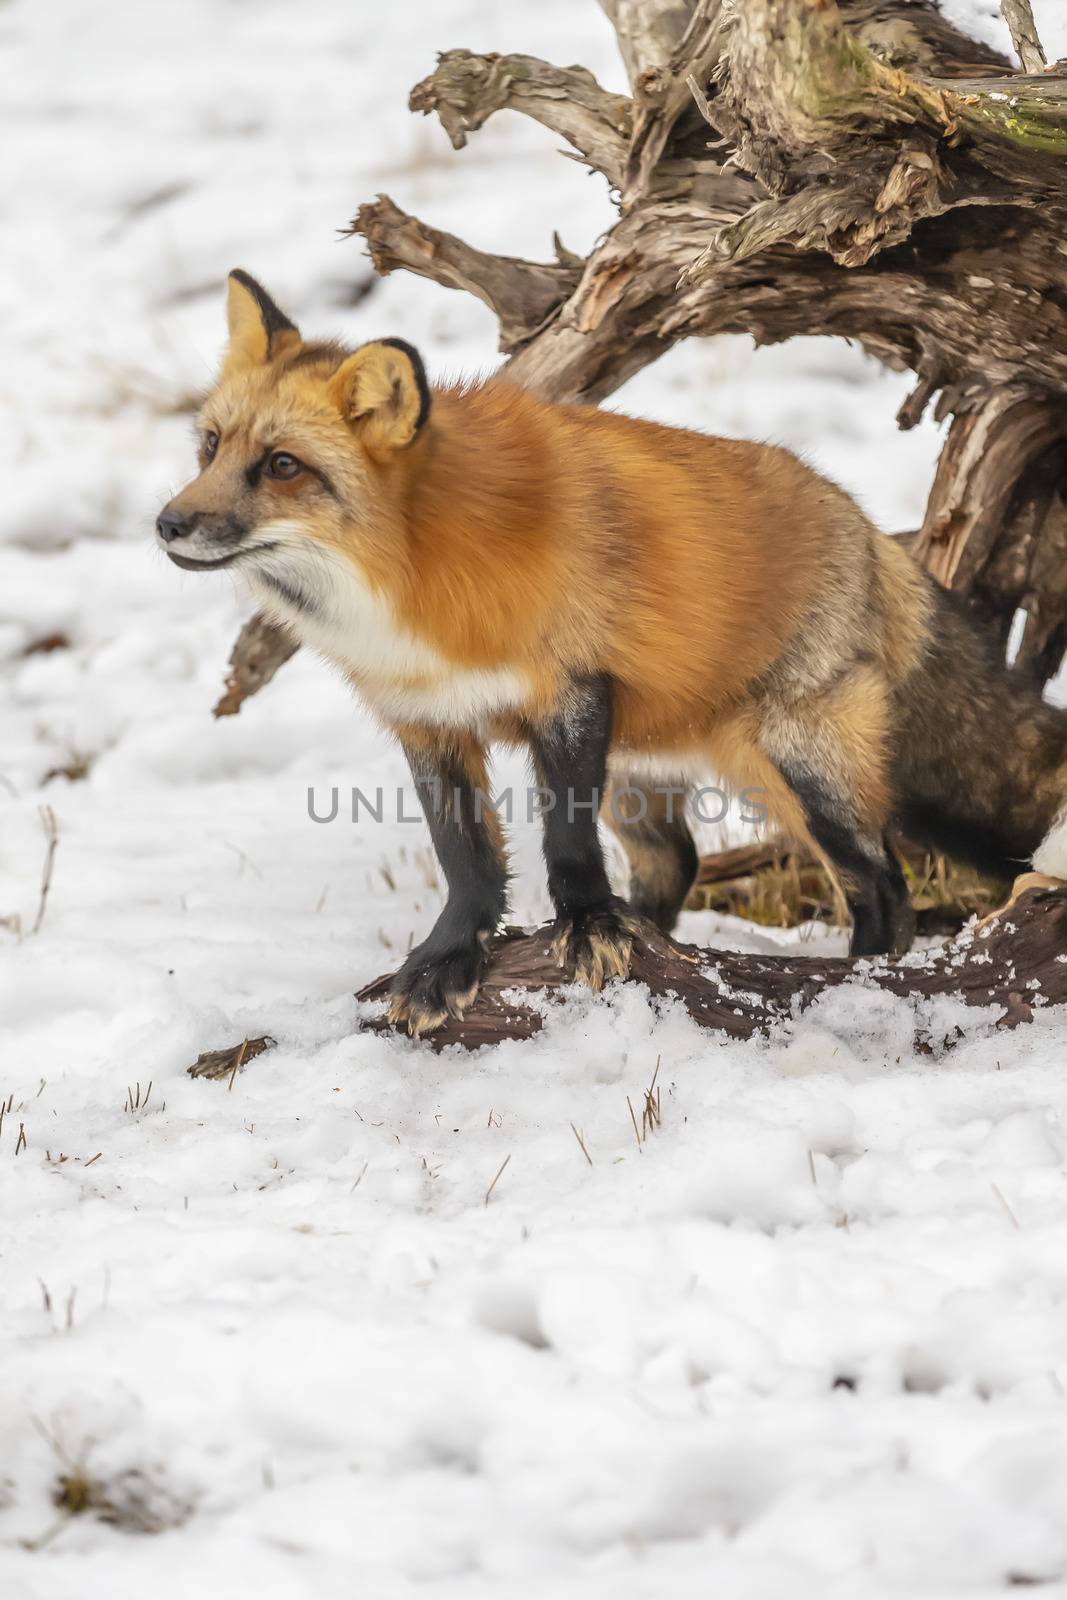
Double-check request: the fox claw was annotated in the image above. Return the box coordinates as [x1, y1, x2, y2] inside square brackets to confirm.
[550, 904, 636, 992]
[386, 941, 484, 1037]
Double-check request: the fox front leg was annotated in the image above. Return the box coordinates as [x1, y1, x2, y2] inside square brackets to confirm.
[388, 736, 508, 1036]
[529, 674, 636, 991]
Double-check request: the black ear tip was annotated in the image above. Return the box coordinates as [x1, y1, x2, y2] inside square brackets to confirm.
[378, 337, 431, 431]
[227, 269, 298, 337]
[378, 335, 424, 367]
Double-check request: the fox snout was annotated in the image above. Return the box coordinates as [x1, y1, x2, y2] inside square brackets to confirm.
[155, 499, 248, 571]
[156, 506, 196, 543]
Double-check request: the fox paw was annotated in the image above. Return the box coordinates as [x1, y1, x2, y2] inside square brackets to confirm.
[549, 903, 637, 992]
[387, 939, 486, 1037]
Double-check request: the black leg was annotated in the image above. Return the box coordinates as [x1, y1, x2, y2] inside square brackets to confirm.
[387, 735, 507, 1034]
[528, 675, 636, 988]
[780, 766, 912, 957]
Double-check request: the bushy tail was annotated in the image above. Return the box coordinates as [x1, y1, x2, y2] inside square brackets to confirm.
[890, 582, 1067, 880]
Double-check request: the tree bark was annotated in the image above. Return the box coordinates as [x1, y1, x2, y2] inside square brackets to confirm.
[1001, 0, 1047, 75]
[352, 876, 1067, 1051]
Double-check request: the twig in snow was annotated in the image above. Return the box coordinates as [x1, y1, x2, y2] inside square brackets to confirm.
[570, 1122, 593, 1166]
[227, 1042, 248, 1091]
[626, 1095, 643, 1153]
[484, 1153, 511, 1206]
[31, 806, 60, 935]
[991, 1180, 1021, 1229]
[641, 1056, 662, 1140]
[123, 1081, 152, 1114]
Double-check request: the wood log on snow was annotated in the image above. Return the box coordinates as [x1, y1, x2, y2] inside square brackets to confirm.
[352, 876, 1067, 1051]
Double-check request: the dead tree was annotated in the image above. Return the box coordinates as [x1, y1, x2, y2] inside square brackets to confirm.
[209, 0, 1067, 1045]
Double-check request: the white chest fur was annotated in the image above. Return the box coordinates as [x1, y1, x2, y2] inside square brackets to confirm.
[243, 532, 530, 730]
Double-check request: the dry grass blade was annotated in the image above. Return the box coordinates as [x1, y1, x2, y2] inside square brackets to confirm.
[626, 1094, 643, 1153]
[32, 806, 60, 936]
[991, 1180, 1021, 1229]
[640, 1056, 662, 1140]
[570, 1122, 593, 1166]
[484, 1153, 512, 1206]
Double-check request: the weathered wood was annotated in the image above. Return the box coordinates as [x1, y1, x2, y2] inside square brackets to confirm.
[354, 878, 1067, 1050]
[595, 0, 699, 93]
[1001, 0, 1047, 74]
[213, 613, 297, 719]
[912, 388, 1067, 671]
[352, 195, 581, 353]
[408, 49, 633, 187]
[187, 1035, 276, 1081]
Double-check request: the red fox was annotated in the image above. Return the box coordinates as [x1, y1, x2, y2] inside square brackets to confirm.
[157, 271, 1067, 1033]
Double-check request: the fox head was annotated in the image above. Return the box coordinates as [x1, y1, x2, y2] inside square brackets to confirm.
[156, 271, 431, 595]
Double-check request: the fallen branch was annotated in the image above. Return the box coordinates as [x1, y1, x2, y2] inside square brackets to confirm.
[31, 806, 60, 936]
[213, 613, 298, 719]
[187, 1035, 276, 1081]
[1001, 0, 1046, 75]
[354, 876, 1067, 1051]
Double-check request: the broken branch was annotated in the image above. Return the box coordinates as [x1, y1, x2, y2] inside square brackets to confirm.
[351, 195, 581, 352]
[409, 50, 632, 187]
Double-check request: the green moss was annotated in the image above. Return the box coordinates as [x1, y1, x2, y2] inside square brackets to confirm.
[968, 95, 1067, 157]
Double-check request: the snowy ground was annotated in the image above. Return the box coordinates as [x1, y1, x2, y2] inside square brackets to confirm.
[4, 1, 1067, 1594]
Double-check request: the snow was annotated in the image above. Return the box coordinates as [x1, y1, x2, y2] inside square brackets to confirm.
[3, 0, 1067, 1594]
[1034, 807, 1067, 877]
[941, 1, 1067, 59]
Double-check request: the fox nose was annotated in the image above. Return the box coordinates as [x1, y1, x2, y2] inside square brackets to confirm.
[156, 507, 196, 544]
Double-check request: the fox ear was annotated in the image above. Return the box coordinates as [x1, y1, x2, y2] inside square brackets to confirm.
[221, 269, 301, 377]
[328, 339, 431, 453]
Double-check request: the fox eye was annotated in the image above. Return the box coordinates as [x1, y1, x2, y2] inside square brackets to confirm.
[201, 430, 219, 463]
[267, 452, 302, 481]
